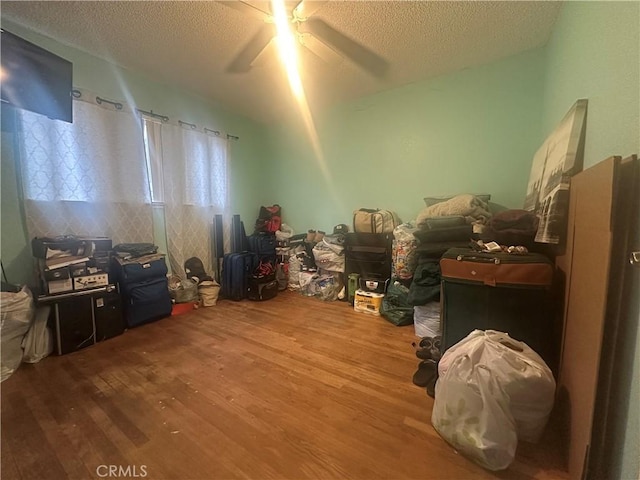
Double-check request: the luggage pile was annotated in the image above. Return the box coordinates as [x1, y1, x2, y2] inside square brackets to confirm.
[409, 194, 491, 341]
[111, 243, 172, 328]
[408, 193, 557, 398]
[221, 207, 281, 302]
[346, 207, 400, 315]
[439, 246, 556, 371]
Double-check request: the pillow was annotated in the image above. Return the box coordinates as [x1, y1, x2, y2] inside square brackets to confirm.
[424, 193, 491, 207]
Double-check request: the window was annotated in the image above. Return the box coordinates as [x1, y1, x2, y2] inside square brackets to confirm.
[142, 118, 165, 203]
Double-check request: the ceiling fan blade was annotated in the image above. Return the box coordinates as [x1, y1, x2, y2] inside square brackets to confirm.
[250, 37, 277, 67]
[218, 1, 272, 22]
[298, 32, 342, 65]
[292, 0, 328, 21]
[226, 25, 274, 73]
[302, 17, 389, 77]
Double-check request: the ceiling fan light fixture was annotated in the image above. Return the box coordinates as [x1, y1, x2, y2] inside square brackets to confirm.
[271, 0, 304, 98]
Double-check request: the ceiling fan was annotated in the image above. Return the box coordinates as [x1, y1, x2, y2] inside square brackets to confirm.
[220, 0, 389, 77]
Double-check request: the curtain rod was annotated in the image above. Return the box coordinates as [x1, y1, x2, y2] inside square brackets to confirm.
[96, 96, 123, 110]
[178, 120, 196, 130]
[137, 108, 169, 123]
[183, 121, 239, 140]
[71, 89, 239, 139]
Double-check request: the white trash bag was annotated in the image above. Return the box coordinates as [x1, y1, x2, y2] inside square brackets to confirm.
[413, 302, 441, 338]
[438, 330, 556, 443]
[22, 305, 54, 364]
[1, 286, 35, 381]
[312, 238, 345, 272]
[432, 355, 518, 471]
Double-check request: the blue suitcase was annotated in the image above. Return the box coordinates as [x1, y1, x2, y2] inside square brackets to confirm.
[247, 232, 276, 264]
[122, 276, 172, 327]
[112, 254, 168, 285]
[221, 252, 257, 301]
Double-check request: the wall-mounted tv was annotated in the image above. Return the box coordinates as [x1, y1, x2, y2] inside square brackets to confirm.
[1, 29, 73, 123]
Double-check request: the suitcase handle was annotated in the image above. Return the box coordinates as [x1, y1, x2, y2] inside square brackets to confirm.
[456, 254, 501, 265]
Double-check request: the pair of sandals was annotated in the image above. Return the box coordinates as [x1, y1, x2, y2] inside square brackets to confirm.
[411, 336, 442, 398]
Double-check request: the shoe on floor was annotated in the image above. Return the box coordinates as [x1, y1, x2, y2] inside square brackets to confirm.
[418, 336, 442, 362]
[412, 359, 437, 388]
[412, 341, 433, 360]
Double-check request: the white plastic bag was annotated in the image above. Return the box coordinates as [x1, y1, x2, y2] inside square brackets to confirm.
[288, 253, 302, 290]
[168, 275, 199, 303]
[432, 355, 518, 471]
[22, 305, 54, 364]
[413, 302, 441, 337]
[298, 271, 317, 296]
[275, 224, 294, 241]
[1, 286, 35, 381]
[312, 238, 345, 272]
[439, 330, 556, 443]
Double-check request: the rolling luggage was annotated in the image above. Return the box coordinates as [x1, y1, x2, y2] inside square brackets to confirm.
[221, 252, 257, 301]
[344, 233, 393, 303]
[112, 254, 172, 328]
[440, 247, 556, 370]
[122, 276, 172, 328]
[247, 232, 277, 264]
[111, 253, 168, 284]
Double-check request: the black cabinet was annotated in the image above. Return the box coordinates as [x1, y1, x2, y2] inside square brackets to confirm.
[53, 296, 95, 355]
[93, 291, 124, 342]
[43, 286, 124, 355]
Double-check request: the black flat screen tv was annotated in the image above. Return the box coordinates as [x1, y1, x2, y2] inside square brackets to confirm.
[1, 29, 73, 123]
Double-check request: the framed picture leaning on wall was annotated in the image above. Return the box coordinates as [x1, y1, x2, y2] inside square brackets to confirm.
[524, 99, 588, 245]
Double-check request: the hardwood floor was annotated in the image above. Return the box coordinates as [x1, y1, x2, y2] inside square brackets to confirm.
[1, 291, 568, 480]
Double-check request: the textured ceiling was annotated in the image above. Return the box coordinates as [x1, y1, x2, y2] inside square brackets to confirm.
[1, 1, 562, 124]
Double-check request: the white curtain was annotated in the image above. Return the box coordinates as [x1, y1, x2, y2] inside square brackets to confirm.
[17, 99, 153, 244]
[155, 123, 230, 278]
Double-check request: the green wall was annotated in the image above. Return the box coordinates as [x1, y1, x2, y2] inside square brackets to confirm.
[0, 127, 32, 285]
[541, 3, 640, 480]
[265, 48, 546, 234]
[542, 2, 639, 169]
[0, 20, 270, 286]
